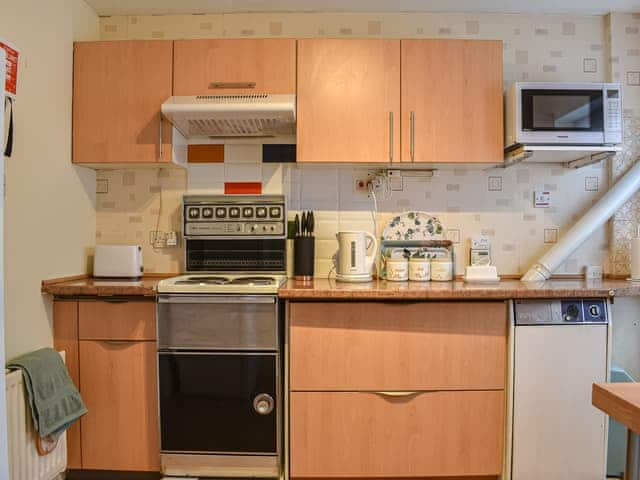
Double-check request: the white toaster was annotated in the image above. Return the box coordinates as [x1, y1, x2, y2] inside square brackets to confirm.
[93, 245, 144, 278]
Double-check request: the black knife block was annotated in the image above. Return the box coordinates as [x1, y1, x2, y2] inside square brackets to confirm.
[294, 237, 315, 280]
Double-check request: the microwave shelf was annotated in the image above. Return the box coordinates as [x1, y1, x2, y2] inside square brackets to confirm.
[502, 143, 622, 170]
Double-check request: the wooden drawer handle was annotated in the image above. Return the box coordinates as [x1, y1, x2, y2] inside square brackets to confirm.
[208, 81, 256, 89]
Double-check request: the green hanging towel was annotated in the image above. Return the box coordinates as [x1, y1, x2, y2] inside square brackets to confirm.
[7, 347, 87, 440]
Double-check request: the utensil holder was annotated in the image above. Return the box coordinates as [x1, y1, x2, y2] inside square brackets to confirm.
[294, 237, 315, 281]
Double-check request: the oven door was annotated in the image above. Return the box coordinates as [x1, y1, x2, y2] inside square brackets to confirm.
[517, 87, 605, 144]
[159, 351, 279, 455]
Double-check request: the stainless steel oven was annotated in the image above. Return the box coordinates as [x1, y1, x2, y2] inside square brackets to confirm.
[506, 82, 622, 146]
[157, 295, 282, 478]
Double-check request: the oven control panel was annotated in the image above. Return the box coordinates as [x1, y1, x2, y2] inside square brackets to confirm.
[183, 195, 286, 238]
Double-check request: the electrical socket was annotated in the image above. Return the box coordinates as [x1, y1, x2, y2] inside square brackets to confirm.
[353, 170, 378, 193]
[354, 178, 370, 193]
[149, 230, 167, 248]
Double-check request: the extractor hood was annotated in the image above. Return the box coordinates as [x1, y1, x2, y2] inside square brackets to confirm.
[161, 94, 296, 139]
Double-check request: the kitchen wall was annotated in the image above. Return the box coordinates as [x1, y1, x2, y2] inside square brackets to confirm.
[1, 0, 99, 360]
[96, 12, 639, 277]
[608, 13, 640, 275]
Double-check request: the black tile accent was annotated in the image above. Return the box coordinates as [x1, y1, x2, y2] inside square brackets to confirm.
[262, 144, 296, 163]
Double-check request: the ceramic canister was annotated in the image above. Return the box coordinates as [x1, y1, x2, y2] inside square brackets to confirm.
[431, 257, 453, 282]
[409, 257, 431, 281]
[386, 258, 409, 281]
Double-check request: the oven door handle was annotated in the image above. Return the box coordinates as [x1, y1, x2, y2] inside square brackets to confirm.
[158, 295, 277, 304]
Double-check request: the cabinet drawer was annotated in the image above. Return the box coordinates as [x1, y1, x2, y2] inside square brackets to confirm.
[290, 301, 507, 391]
[79, 300, 156, 341]
[290, 390, 504, 477]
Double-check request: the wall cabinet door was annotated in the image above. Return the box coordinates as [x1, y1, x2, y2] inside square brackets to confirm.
[79, 340, 160, 471]
[73, 40, 173, 164]
[290, 390, 505, 477]
[401, 39, 503, 163]
[297, 39, 400, 163]
[173, 39, 296, 95]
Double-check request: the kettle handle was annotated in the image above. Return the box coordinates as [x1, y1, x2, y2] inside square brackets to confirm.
[365, 232, 378, 270]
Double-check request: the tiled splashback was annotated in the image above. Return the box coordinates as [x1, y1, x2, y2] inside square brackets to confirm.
[96, 160, 608, 277]
[95, 11, 640, 276]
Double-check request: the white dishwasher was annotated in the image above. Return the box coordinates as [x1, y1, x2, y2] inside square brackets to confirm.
[512, 299, 609, 480]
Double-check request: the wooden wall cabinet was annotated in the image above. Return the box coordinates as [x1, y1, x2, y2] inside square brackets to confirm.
[296, 38, 502, 164]
[296, 39, 401, 163]
[401, 39, 504, 163]
[53, 299, 159, 472]
[73, 41, 173, 164]
[173, 39, 296, 95]
[289, 301, 508, 479]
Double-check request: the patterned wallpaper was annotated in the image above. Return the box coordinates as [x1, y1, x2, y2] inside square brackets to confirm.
[95, 12, 639, 277]
[608, 13, 640, 275]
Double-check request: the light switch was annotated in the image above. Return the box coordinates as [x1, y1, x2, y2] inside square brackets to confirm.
[534, 191, 551, 208]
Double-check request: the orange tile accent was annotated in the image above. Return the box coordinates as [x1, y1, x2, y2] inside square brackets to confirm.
[224, 182, 262, 194]
[187, 144, 224, 163]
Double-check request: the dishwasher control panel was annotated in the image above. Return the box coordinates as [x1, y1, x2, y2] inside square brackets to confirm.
[515, 299, 607, 325]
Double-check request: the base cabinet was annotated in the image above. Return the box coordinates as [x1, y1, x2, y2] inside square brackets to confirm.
[53, 299, 159, 472]
[289, 301, 507, 479]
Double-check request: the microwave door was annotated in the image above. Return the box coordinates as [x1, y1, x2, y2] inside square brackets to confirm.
[519, 89, 605, 145]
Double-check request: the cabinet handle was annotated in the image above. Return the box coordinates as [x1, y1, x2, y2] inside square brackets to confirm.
[374, 391, 420, 398]
[410, 111, 415, 162]
[159, 112, 163, 161]
[101, 340, 132, 346]
[209, 81, 256, 89]
[388, 112, 394, 163]
[100, 298, 130, 304]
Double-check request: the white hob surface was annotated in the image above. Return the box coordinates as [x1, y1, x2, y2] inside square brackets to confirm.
[157, 273, 287, 294]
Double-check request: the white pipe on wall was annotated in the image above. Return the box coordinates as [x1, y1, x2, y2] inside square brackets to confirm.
[522, 159, 640, 282]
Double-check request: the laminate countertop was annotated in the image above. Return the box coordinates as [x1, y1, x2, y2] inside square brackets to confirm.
[42, 275, 640, 300]
[41, 275, 164, 297]
[278, 278, 640, 300]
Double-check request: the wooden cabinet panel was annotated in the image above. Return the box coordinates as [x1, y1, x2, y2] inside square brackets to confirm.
[173, 39, 296, 95]
[401, 39, 503, 163]
[52, 301, 81, 469]
[290, 390, 505, 477]
[78, 300, 155, 341]
[290, 301, 507, 391]
[297, 39, 400, 163]
[73, 40, 173, 164]
[79, 340, 159, 471]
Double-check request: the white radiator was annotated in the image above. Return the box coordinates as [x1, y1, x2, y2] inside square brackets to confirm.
[5, 365, 67, 480]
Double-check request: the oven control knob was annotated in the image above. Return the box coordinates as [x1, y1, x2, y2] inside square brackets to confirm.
[251, 224, 258, 232]
[253, 394, 274, 415]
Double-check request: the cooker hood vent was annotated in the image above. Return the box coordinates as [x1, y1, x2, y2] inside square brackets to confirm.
[161, 94, 296, 138]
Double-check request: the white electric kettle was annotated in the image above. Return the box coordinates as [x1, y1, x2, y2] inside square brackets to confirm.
[335, 231, 378, 282]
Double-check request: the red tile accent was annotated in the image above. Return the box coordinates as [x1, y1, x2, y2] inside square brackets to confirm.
[224, 182, 262, 194]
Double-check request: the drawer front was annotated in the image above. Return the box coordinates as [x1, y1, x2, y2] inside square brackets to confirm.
[290, 301, 507, 391]
[79, 300, 156, 341]
[290, 390, 505, 478]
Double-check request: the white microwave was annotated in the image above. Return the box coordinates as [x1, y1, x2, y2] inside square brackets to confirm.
[506, 82, 622, 146]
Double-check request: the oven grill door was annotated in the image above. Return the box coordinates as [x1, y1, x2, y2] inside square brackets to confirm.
[157, 295, 278, 351]
[159, 352, 278, 455]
